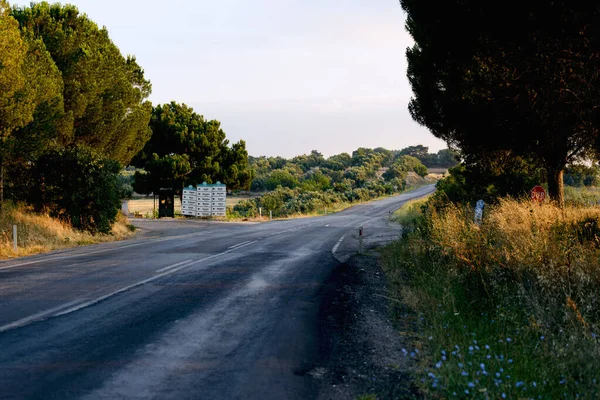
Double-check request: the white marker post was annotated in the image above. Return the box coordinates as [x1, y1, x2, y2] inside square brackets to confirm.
[12, 225, 17, 253]
[259, 207, 262, 218]
[358, 226, 364, 254]
[269, 210, 272, 221]
[474, 200, 485, 226]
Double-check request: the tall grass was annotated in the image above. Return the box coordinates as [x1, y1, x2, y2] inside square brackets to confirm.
[382, 198, 600, 398]
[0, 203, 135, 258]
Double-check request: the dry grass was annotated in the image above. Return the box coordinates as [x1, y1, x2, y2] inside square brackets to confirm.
[382, 198, 600, 398]
[0, 205, 135, 259]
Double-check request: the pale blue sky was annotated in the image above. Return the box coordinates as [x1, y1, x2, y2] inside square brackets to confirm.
[12, 0, 446, 157]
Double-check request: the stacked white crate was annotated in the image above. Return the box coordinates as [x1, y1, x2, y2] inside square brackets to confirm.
[181, 186, 197, 216]
[196, 183, 213, 217]
[211, 183, 227, 217]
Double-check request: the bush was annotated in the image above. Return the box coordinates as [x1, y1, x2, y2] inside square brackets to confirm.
[30, 147, 122, 234]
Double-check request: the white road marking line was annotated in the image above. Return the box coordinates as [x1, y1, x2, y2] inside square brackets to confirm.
[0, 238, 268, 333]
[227, 241, 250, 250]
[156, 259, 193, 273]
[229, 240, 257, 251]
[325, 224, 330, 227]
[0, 231, 219, 272]
[331, 234, 347, 254]
[0, 299, 82, 333]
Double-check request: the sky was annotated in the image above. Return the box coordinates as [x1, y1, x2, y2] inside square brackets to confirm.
[12, 0, 447, 158]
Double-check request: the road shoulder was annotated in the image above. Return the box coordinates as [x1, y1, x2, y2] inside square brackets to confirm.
[315, 252, 421, 399]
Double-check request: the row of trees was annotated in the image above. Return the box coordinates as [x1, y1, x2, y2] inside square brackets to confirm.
[0, 1, 251, 232]
[248, 146, 434, 195]
[402, 0, 600, 206]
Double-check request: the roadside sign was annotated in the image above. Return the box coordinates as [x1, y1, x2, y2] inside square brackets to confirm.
[531, 185, 546, 203]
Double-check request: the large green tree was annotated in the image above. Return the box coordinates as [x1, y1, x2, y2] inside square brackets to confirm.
[402, 0, 600, 205]
[11, 2, 152, 165]
[133, 102, 253, 193]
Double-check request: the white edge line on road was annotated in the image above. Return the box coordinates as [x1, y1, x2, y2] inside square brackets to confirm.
[155, 259, 193, 273]
[331, 234, 347, 255]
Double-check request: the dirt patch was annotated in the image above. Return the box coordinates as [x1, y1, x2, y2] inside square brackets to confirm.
[314, 252, 422, 399]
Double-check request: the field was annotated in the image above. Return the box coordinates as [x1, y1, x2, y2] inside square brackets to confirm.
[383, 196, 600, 398]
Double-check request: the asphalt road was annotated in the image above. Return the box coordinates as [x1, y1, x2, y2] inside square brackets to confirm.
[0, 185, 435, 400]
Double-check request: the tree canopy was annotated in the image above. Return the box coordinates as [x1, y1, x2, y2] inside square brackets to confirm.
[402, 0, 600, 205]
[132, 102, 253, 193]
[11, 1, 153, 165]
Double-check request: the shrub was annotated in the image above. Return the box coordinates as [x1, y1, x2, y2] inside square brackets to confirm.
[30, 146, 122, 234]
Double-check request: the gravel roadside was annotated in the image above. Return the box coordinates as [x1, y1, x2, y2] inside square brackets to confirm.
[314, 252, 422, 400]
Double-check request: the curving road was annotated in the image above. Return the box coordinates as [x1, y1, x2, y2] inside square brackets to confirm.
[0, 185, 434, 400]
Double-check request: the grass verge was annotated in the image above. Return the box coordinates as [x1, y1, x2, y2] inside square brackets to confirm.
[382, 197, 600, 399]
[0, 204, 136, 259]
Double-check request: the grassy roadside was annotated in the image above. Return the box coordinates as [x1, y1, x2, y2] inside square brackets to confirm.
[0, 204, 136, 259]
[382, 197, 600, 398]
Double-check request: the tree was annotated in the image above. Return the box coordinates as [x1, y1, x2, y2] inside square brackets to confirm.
[31, 146, 121, 234]
[402, 0, 600, 206]
[133, 102, 253, 193]
[11, 2, 152, 165]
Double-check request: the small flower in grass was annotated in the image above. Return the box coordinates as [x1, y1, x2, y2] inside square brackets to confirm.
[452, 351, 457, 356]
[506, 337, 512, 343]
[560, 379, 566, 385]
[458, 363, 463, 368]
[468, 346, 474, 352]
[516, 381, 525, 388]
[402, 348, 407, 355]
[464, 390, 469, 395]
[410, 352, 416, 358]
[540, 336, 545, 341]
[442, 356, 447, 361]
[435, 361, 442, 369]
[475, 345, 480, 350]
[508, 359, 513, 364]
[415, 349, 420, 354]
[468, 382, 475, 388]
[496, 372, 501, 378]
[486, 355, 491, 359]
[485, 344, 490, 350]
[455, 345, 460, 350]
[462, 370, 468, 377]
[533, 382, 537, 387]
[473, 340, 478, 344]
[428, 372, 436, 379]
[441, 350, 446, 356]
[501, 393, 506, 399]
[480, 363, 485, 370]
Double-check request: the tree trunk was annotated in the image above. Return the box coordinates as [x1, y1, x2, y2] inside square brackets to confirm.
[547, 167, 564, 208]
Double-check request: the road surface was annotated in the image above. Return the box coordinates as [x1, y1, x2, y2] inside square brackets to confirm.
[0, 185, 434, 400]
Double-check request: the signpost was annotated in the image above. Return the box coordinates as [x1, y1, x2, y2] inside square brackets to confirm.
[531, 185, 546, 203]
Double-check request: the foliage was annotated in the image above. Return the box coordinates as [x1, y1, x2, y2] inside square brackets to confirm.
[402, 0, 600, 204]
[433, 154, 543, 205]
[30, 147, 122, 234]
[132, 102, 253, 193]
[11, 2, 153, 165]
[382, 197, 600, 398]
[0, 202, 134, 258]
